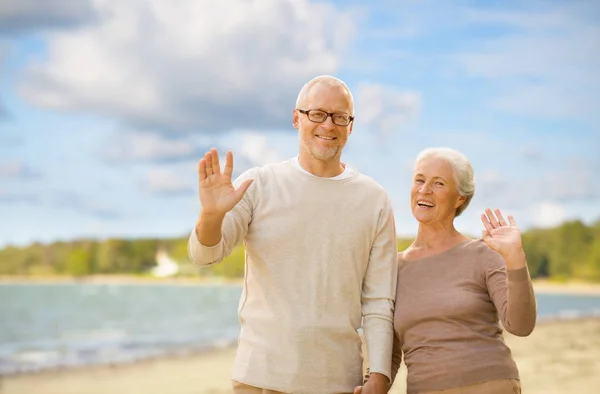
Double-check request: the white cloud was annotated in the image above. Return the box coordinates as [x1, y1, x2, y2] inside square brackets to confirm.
[476, 170, 506, 198]
[474, 166, 599, 211]
[53, 190, 120, 219]
[530, 201, 567, 228]
[0, 188, 39, 204]
[0, 0, 95, 34]
[101, 131, 199, 163]
[143, 167, 194, 195]
[457, 3, 600, 121]
[520, 146, 544, 161]
[354, 83, 420, 137]
[0, 161, 40, 179]
[236, 132, 287, 169]
[139, 131, 287, 195]
[0, 45, 10, 120]
[539, 170, 598, 201]
[350, 2, 598, 123]
[20, 0, 357, 132]
[490, 83, 598, 120]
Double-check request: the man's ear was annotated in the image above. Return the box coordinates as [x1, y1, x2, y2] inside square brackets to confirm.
[292, 109, 300, 130]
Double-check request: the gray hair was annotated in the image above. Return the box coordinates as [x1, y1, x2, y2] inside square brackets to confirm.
[295, 75, 354, 115]
[416, 147, 475, 217]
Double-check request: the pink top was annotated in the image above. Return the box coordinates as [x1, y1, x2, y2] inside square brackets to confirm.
[392, 239, 536, 393]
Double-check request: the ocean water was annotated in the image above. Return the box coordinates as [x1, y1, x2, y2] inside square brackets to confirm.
[0, 283, 599, 375]
[0, 283, 242, 375]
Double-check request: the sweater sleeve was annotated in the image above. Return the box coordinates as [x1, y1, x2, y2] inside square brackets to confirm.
[485, 247, 537, 337]
[188, 169, 255, 266]
[361, 196, 398, 382]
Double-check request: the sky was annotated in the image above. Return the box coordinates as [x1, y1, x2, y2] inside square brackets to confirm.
[0, 0, 599, 247]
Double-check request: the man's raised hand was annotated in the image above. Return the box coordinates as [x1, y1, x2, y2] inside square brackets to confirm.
[197, 149, 253, 217]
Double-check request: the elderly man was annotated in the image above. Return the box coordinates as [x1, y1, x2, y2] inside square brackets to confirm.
[189, 75, 397, 394]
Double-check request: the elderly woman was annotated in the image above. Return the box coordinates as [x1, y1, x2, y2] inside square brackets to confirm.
[358, 147, 537, 394]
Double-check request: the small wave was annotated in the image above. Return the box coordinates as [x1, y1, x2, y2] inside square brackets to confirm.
[538, 308, 600, 323]
[0, 336, 238, 377]
[10, 350, 60, 364]
[60, 328, 127, 343]
[557, 309, 584, 319]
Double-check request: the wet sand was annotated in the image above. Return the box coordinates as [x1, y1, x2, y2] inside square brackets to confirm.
[2, 318, 600, 394]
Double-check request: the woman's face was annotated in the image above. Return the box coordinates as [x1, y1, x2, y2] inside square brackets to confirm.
[411, 156, 466, 225]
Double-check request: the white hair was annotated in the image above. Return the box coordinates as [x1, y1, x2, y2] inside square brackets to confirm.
[416, 147, 475, 217]
[295, 75, 354, 115]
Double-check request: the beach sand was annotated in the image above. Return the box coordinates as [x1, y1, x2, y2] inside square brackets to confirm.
[2, 318, 600, 394]
[388, 318, 600, 394]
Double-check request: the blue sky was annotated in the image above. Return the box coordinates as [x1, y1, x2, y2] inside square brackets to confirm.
[1, 0, 599, 247]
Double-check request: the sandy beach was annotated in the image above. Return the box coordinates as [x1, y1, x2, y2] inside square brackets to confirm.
[2, 318, 599, 394]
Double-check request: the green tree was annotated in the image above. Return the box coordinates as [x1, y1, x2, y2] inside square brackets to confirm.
[208, 245, 246, 278]
[125, 239, 160, 273]
[48, 242, 72, 274]
[3, 217, 600, 282]
[95, 239, 129, 273]
[397, 238, 414, 253]
[522, 230, 551, 278]
[0, 246, 27, 274]
[548, 220, 593, 280]
[66, 248, 92, 276]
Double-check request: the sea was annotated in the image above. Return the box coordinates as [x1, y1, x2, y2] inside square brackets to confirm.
[1, 283, 599, 376]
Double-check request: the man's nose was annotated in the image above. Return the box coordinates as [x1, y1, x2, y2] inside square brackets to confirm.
[320, 115, 335, 130]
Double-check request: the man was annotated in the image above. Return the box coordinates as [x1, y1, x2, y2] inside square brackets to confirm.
[189, 75, 397, 394]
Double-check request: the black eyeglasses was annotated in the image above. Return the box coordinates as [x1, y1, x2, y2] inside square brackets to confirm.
[297, 109, 354, 126]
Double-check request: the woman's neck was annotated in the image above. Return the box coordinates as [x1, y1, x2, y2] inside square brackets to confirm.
[412, 222, 467, 252]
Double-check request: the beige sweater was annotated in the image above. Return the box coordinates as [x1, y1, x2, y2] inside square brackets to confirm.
[392, 239, 537, 394]
[188, 158, 398, 394]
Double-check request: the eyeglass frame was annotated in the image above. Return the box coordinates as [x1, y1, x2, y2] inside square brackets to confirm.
[296, 109, 354, 126]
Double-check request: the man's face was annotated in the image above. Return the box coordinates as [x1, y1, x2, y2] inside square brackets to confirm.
[293, 83, 353, 162]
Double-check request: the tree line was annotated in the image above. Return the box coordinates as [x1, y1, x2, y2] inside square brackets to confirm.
[1, 219, 599, 282]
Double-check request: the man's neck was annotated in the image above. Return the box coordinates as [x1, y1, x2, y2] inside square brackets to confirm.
[297, 154, 345, 178]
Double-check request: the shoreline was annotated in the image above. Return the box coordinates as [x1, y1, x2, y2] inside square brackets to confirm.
[1, 316, 599, 379]
[1, 345, 238, 394]
[2, 275, 600, 294]
[0, 337, 240, 378]
[2, 317, 600, 394]
[530, 279, 600, 295]
[0, 343, 237, 379]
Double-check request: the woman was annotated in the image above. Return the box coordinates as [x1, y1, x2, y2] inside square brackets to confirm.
[358, 147, 536, 394]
